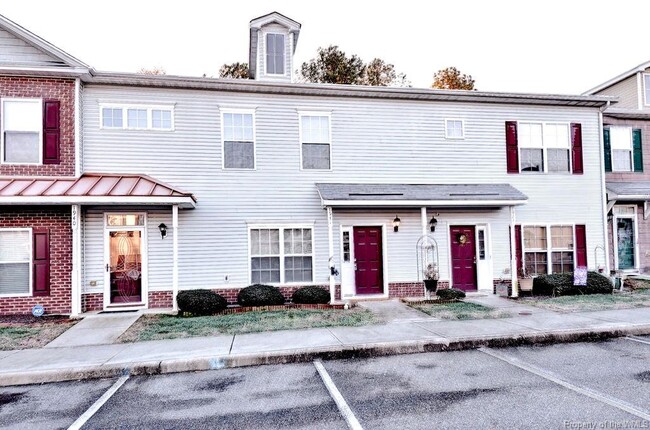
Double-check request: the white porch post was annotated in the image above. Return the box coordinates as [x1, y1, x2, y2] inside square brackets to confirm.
[70, 205, 81, 316]
[327, 206, 335, 303]
[420, 207, 427, 236]
[172, 204, 179, 312]
[509, 206, 519, 298]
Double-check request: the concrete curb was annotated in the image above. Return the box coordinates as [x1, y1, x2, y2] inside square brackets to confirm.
[1, 325, 650, 387]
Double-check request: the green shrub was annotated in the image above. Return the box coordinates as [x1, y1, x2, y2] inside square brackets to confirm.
[237, 284, 286, 307]
[436, 288, 466, 300]
[292, 286, 330, 304]
[532, 271, 613, 296]
[176, 289, 227, 316]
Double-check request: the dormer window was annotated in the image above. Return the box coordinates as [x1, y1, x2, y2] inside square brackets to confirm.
[266, 33, 285, 75]
[644, 74, 650, 106]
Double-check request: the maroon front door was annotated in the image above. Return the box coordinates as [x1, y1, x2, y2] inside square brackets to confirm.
[354, 226, 384, 295]
[450, 226, 477, 291]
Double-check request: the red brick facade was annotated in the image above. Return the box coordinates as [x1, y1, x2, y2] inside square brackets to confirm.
[0, 207, 72, 315]
[81, 292, 103, 313]
[0, 76, 76, 176]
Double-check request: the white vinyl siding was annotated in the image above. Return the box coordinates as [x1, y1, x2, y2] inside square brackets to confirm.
[1, 98, 42, 164]
[610, 126, 633, 172]
[299, 112, 331, 170]
[222, 110, 255, 169]
[100, 104, 174, 130]
[249, 226, 313, 284]
[0, 229, 31, 296]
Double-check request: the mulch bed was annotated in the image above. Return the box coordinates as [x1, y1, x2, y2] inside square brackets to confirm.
[177, 303, 350, 317]
[0, 315, 73, 326]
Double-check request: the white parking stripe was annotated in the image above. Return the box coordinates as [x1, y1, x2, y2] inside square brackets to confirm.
[314, 360, 363, 430]
[625, 336, 650, 346]
[480, 348, 650, 421]
[67, 375, 129, 430]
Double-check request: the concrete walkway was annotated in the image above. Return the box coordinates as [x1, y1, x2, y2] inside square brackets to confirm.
[44, 312, 140, 348]
[1, 300, 650, 386]
[356, 299, 433, 322]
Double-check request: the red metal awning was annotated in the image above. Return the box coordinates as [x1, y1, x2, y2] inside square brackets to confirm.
[0, 173, 196, 208]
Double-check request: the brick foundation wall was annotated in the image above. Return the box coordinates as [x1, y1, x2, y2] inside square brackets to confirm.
[149, 290, 173, 308]
[0, 77, 76, 176]
[0, 207, 72, 315]
[81, 292, 103, 313]
[388, 281, 450, 298]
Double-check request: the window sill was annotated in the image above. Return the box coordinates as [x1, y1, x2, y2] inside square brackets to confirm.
[0, 293, 32, 298]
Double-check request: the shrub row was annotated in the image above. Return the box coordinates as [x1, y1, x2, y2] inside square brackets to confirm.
[532, 271, 613, 296]
[176, 285, 331, 316]
[436, 288, 466, 300]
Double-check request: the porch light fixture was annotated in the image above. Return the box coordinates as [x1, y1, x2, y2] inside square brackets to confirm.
[393, 215, 401, 232]
[158, 223, 168, 239]
[429, 215, 438, 232]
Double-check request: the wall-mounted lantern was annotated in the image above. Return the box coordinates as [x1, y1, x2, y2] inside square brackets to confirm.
[158, 223, 168, 239]
[429, 215, 438, 232]
[393, 215, 401, 232]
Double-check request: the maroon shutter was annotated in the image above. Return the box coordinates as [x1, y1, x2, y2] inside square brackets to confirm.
[575, 224, 587, 267]
[571, 123, 583, 174]
[515, 225, 523, 275]
[505, 121, 519, 173]
[33, 228, 50, 296]
[43, 100, 60, 164]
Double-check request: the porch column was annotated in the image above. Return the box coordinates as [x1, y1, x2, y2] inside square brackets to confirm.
[420, 207, 427, 236]
[327, 206, 335, 303]
[70, 205, 81, 316]
[172, 205, 179, 312]
[509, 206, 519, 298]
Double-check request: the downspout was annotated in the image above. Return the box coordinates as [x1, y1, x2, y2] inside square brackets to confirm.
[74, 78, 81, 177]
[599, 101, 611, 274]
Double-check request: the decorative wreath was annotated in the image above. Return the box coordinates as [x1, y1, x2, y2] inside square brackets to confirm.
[457, 233, 468, 245]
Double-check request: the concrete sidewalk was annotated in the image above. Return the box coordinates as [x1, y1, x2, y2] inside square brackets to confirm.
[1, 301, 650, 386]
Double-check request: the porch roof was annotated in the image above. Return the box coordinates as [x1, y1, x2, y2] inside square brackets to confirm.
[0, 173, 196, 208]
[316, 183, 528, 207]
[606, 181, 650, 200]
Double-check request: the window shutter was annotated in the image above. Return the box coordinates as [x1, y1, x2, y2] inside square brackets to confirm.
[574, 224, 587, 267]
[515, 225, 523, 275]
[603, 129, 612, 172]
[33, 228, 51, 296]
[633, 129, 643, 172]
[505, 121, 519, 173]
[43, 100, 61, 164]
[570, 123, 583, 174]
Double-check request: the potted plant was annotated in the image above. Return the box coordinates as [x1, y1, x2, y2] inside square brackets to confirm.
[518, 267, 533, 292]
[423, 263, 439, 292]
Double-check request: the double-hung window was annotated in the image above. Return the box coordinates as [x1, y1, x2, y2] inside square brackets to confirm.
[645, 74, 650, 106]
[610, 126, 633, 172]
[250, 226, 313, 284]
[0, 229, 31, 296]
[101, 105, 174, 131]
[2, 98, 42, 164]
[266, 33, 285, 75]
[300, 113, 331, 170]
[222, 110, 255, 169]
[518, 122, 570, 173]
[523, 225, 574, 275]
[445, 119, 464, 139]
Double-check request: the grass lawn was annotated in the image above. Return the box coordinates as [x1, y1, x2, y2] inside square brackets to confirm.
[409, 301, 512, 320]
[119, 308, 379, 342]
[0, 316, 77, 351]
[520, 289, 650, 312]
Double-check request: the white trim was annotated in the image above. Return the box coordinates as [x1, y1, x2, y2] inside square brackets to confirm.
[70, 205, 81, 316]
[172, 205, 179, 312]
[0, 97, 43, 165]
[612, 205, 639, 272]
[0, 227, 32, 298]
[644, 73, 650, 107]
[0, 195, 195, 208]
[221, 108, 256, 170]
[298, 111, 332, 171]
[74, 78, 81, 177]
[444, 118, 465, 140]
[103, 212, 148, 310]
[519, 223, 580, 275]
[637, 72, 644, 110]
[354, 224, 389, 297]
[447, 224, 481, 290]
[247, 224, 316, 286]
[98, 103, 175, 131]
[321, 199, 527, 207]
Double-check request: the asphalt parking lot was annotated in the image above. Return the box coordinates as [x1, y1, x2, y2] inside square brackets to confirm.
[1, 336, 649, 430]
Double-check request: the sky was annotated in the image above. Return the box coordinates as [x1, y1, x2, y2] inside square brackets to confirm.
[2, 0, 649, 94]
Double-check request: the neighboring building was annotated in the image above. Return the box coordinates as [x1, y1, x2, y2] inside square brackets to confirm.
[0, 12, 611, 315]
[585, 62, 650, 274]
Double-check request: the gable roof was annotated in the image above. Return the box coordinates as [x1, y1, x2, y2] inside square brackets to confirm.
[0, 13, 89, 75]
[584, 60, 650, 95]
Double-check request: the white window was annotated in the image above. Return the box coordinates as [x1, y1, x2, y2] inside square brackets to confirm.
[645, 74, 650, 106]
[250, 226, 313, 284]
[523, 225, 574, 275]
[100, 105, 174, 131]
[0, 229, 31, 296]
[2, 98, 42, 164]
[610, 126, 633, 172]
[445, 119, 464, 139]
[518, 122, 570, 173]
[222, 111, 255, 169]
[300, 113, 331, 170]
[266, 33, 285, 75]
